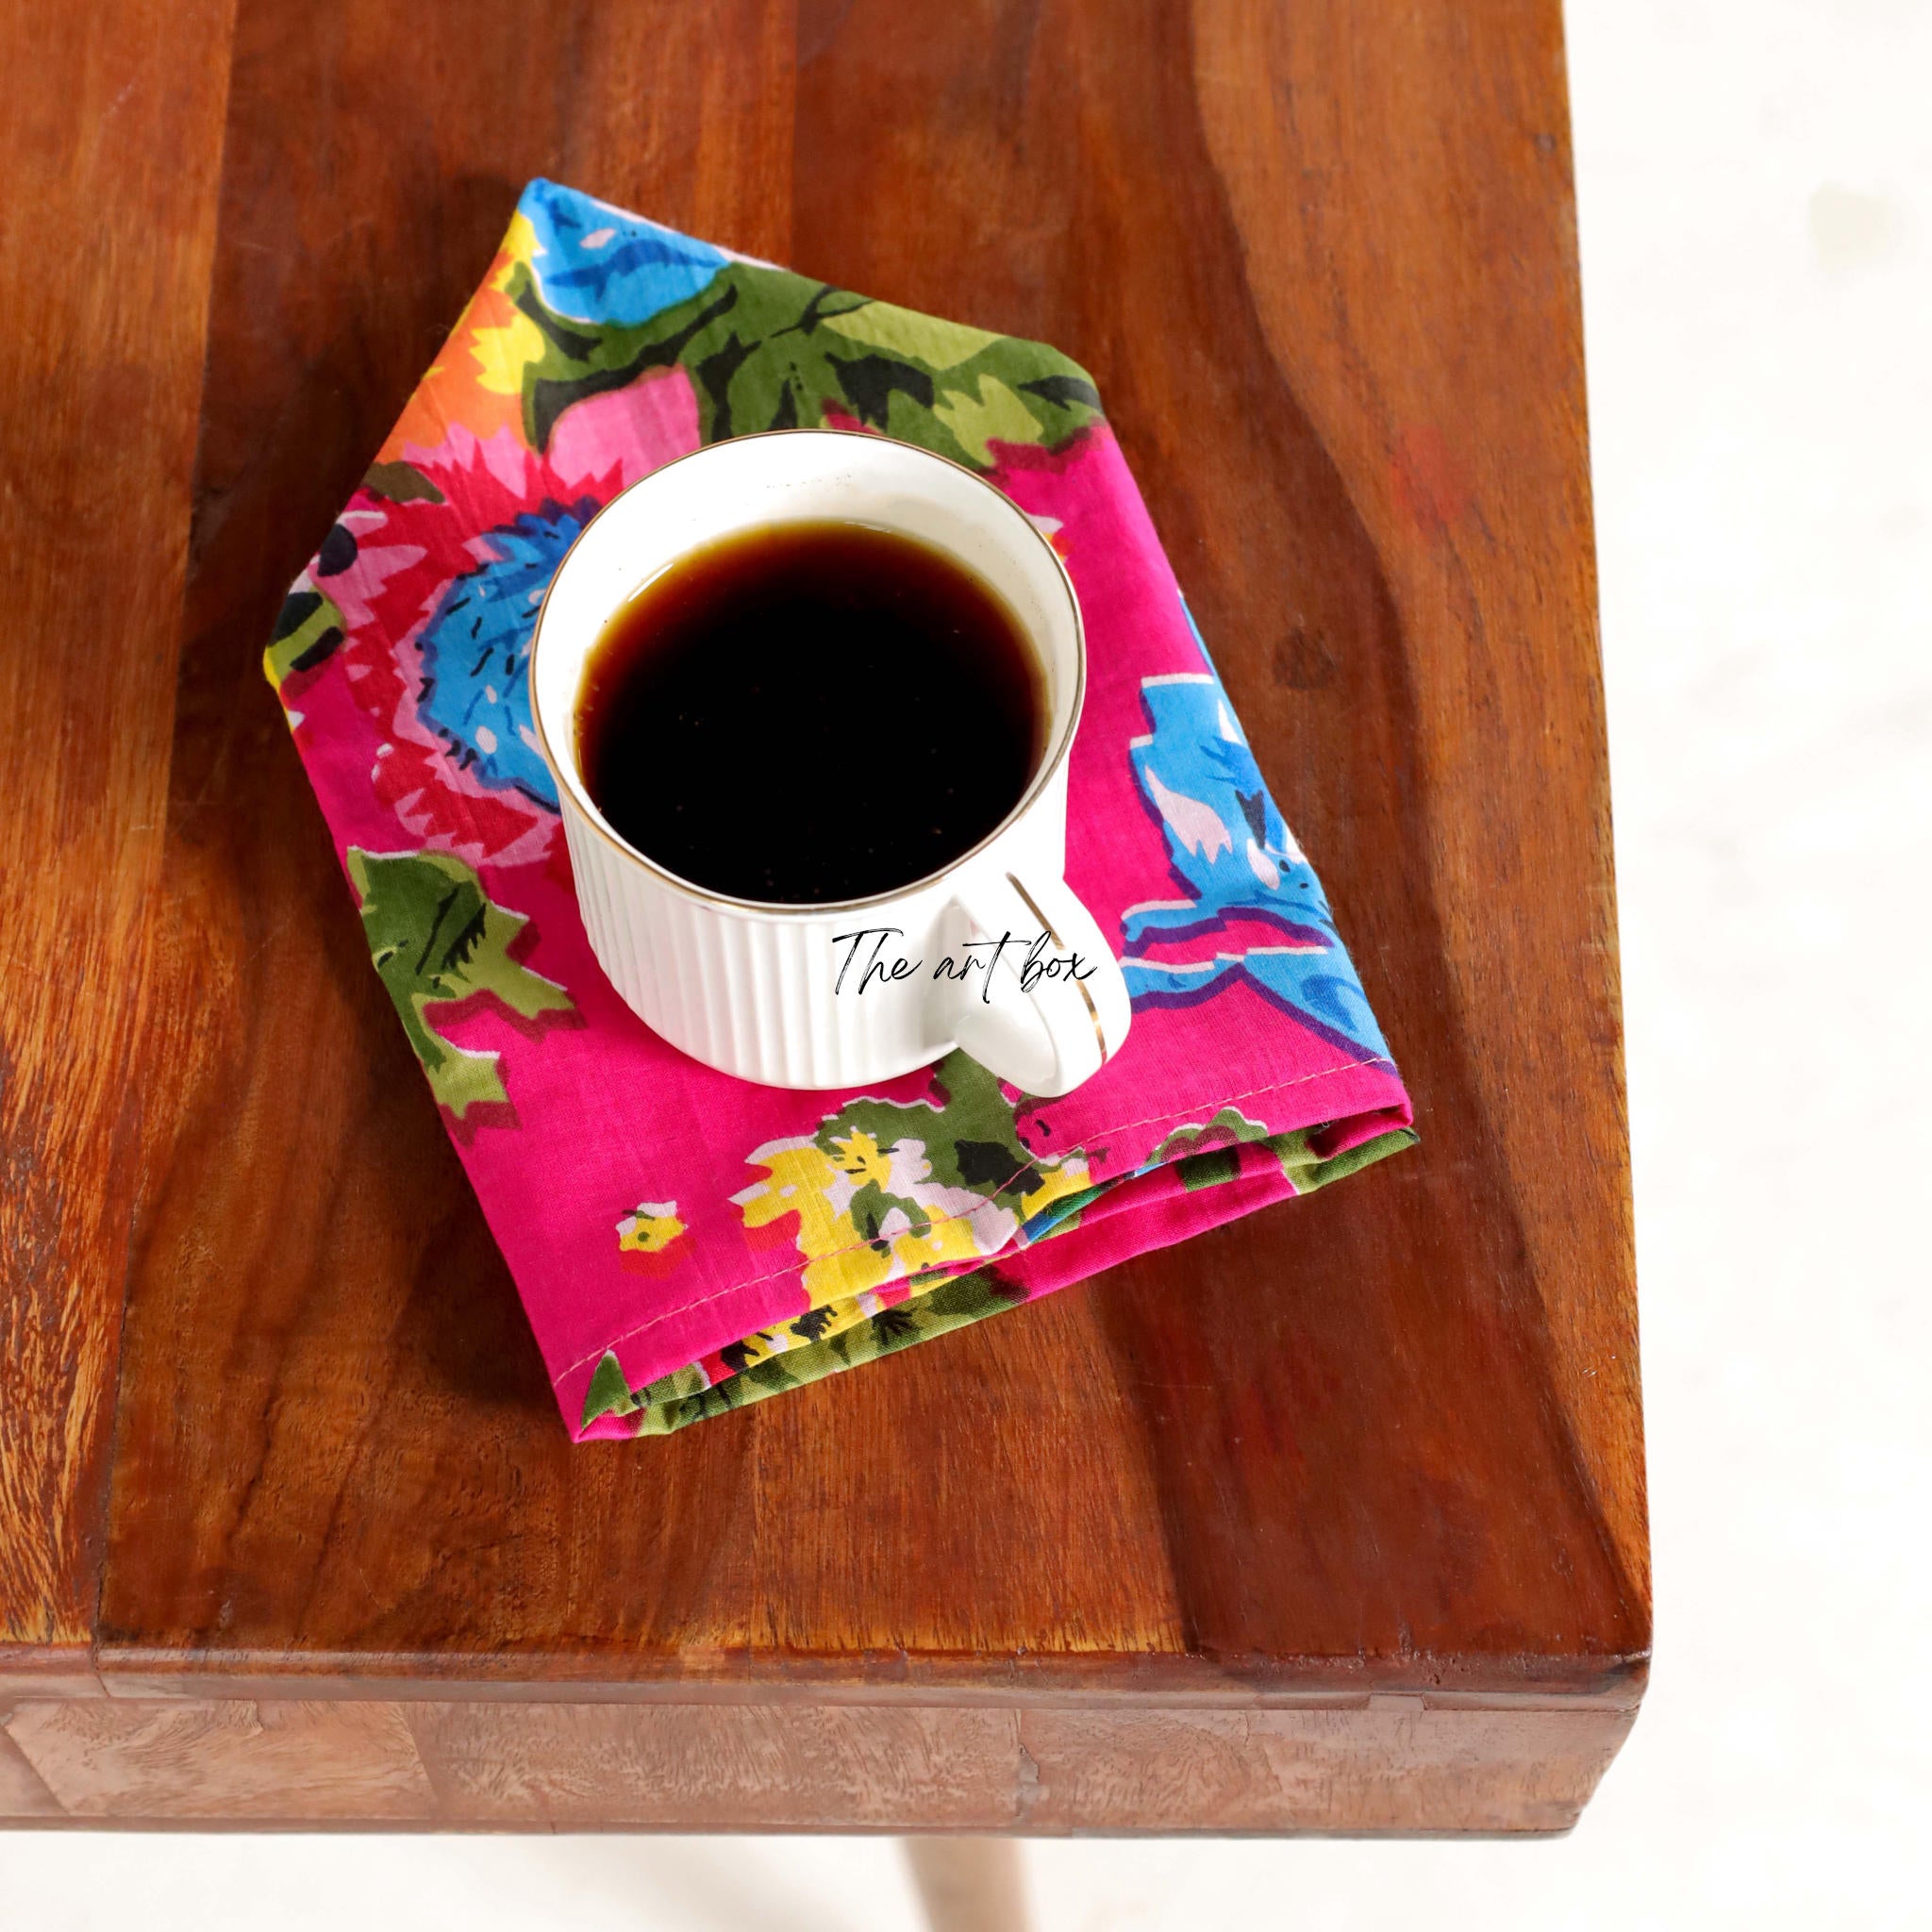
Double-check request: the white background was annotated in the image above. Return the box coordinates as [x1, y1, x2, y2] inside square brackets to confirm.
[8, 0, 1928, 1923]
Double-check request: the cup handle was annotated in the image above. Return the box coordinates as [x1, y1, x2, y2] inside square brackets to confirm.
[942, 870, 1133, 1097]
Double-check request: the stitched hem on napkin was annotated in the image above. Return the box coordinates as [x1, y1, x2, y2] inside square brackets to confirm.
[578, 1120, 1416, 1436]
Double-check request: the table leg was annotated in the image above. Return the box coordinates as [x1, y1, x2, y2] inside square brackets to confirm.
[904, 1837, 1035, 1932]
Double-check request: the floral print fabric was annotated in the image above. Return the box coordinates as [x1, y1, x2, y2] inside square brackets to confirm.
[268, 179, 1414, 1438]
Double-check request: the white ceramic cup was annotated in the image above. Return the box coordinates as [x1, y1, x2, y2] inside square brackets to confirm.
[530, 429, 1131, 1094]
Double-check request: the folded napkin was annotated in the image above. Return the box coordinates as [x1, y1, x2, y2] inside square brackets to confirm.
[266, 178, 1414, 1438]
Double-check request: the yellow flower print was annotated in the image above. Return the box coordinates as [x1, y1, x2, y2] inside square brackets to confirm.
[470, 217, 547, 398]
[735, 1141, 857, 1266]
[1018, 1154, 1093, 1223]
[733, 1287, 890, 1368]
[734, 1137, 996, 1307]
[828, 1128, 893, 1190]
[494, 210, 539, 285]
[883, 1207, 985, 1282]
[472, 308, 546, 398]
[732, 1054, 1096, 1318]
[617, 1200, 686, 1255]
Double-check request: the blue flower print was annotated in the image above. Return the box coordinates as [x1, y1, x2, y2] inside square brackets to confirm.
[415, 503, 594, 809]
[1122, 671, 1388, 1058]
[520, 178, 728, 328]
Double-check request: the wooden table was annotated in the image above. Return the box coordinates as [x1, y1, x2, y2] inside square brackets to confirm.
[1, 0, 1646, 1833]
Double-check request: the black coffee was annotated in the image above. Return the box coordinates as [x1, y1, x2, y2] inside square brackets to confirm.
[575, 521, 1044, 904]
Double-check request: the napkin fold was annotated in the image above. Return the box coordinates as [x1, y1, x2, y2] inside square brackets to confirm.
[266, 178, 1414, 1438]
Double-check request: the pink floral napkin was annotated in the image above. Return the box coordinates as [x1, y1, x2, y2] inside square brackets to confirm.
[265, 179, 1414, 1437]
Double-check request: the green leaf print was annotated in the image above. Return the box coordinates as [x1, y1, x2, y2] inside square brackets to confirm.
[818, 301, 1004, 366]
[1155, 1106, 1287, 1191]
[361, 458, 446, 505]
[347, 848, 574, 1118]
[814, 1049, 1045, 1241]
[580, 1350, 639, 1428]
[930, 375, 1048, 466]
[504, 258, 1104, 465]
[1154, 1108, 1421, 1195]
[263, 581, 345, 691]
[832, 1052, 1034, 1197]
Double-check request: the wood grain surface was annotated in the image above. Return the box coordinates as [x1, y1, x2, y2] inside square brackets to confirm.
[0, 0, 238, 1656]
[0, 0, 1646, 1830]
[3, 1691, 1636, 1832]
